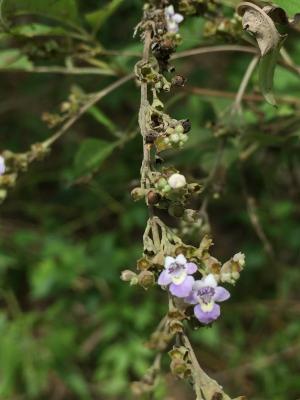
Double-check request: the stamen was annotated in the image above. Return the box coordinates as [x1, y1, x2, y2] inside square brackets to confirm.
[198, 286, 215, 304]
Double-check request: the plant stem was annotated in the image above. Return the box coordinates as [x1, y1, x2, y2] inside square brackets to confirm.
[42, 73, 134, 149]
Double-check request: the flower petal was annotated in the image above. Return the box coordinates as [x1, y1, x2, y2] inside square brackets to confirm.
[175, 254, 186, 265]
[194, 303, 220, 325]
[184, 291, 198, 305]
[173, 13, 184, 24]
[169, 276, 194, 298]
[165, 256, 175, 269]
[186, 262, 197, 274]
[203, 273, 217, 288]
[165, 5, 175, 16]
[213, 286, 230, 302]
[158, 270, 172, 286]
[171, 270, 187, 285]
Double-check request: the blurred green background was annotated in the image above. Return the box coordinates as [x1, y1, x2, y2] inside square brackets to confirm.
[0, 0, 300, 399]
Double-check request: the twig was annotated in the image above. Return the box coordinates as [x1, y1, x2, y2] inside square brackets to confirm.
[138, 28, 161, 251]
[182, 332, 231, 400]
[232, 55, 260, 114]
[172, 44, 258, 60]
[0, 66, 117, 76]
[240, 168, 275, 260]
[42, 73, 134, 148]
[184, 86, 300, 106]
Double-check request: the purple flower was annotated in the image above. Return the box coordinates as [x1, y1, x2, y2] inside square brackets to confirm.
[0, 156, 5, 175]
[164, 5, 184, 33]
[185, 274, 230, 325]
[158, 254, 197, 298]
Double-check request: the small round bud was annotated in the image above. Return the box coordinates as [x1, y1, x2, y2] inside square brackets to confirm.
[138, 270, 155, 289]
[170, 133, 180, 143]
[162, 184, 171, 194]
[181, 134, 188, 143]
[121, 270, 137, 282]
[168, 173, 186, 189]
[147, 190, 161, 205]
[175, 124, 184, 134]
[166, 127, 174, 135]
[137, 257, 150, 271]
[156, 177, 168, 190]
[131, 187, 145, 201]
[171, 75, 187, 87]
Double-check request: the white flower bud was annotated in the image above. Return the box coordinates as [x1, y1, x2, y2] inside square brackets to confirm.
[168, 173, 186, 189]
[0, 156, 5, 175]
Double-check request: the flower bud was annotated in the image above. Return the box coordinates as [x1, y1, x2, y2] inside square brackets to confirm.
[170, 133, 180, 143]
[121, 270, 137, 282]
[175, 124, 184, 134]
[131, 187, 145, 201]
[147, 190, 161, 205]
[171, 75, 186, 87]
[137, 257, 150, 271]
[138, 270, 155, 289]
[0, 156, 6, 175]
[168, 173, 186, 189]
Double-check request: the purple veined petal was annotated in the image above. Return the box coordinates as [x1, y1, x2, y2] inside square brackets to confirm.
[165, 256, 175, 269]
[175, 254, 186, 265]
[173, 13, 184, 24]
[169, 276, 194, 298]
[194, 303, 220, 325]
[202, 274, 217, 288]
[158, 270, 172, 286]
[186, 262, 197, 275]
[213, 286, 230, 302]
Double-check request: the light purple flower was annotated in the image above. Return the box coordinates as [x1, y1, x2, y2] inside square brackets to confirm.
[158, 254, 197, 298]
[185, 274, 230, 325]
[164, 5, 184, 33]
[0, 156, 5, 175]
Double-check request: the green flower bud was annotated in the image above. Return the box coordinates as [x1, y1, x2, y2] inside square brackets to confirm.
[170, 133, 180, 143]
[175, 124, 184, 134]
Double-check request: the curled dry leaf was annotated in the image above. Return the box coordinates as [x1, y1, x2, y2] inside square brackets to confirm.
[237, 2, 283, 56]
[237, 1, 287, 106]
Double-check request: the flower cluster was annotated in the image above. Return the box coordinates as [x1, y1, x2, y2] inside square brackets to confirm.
[158, 254, 230, 325]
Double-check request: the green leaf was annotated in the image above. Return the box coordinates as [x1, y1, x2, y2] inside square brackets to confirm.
[74, 138, 117, 176]
[10, 23, 75, 38]
[2, 0, 79, 25]
[272, 0, 299, 17]
[0, 49, 33, 69]
[85, 0, 124, 34]
[87, 107, 117, 134]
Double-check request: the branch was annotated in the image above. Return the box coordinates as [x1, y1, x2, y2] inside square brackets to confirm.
[42, 73, 134, 148]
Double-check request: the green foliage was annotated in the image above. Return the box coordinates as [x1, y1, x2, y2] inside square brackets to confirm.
[74, 138, 117, 178]
[0, 0, 299, 399]
[2, 0, 79, 25]
[272, 0, 300, 16]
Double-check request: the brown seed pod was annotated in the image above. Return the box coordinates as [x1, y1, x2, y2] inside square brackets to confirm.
[147, 190, 161, 205]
